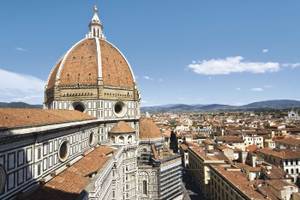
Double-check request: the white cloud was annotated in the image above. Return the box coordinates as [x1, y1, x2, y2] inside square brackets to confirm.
[16, 47, 28, 52]
[235, 87, 241, 91]
[262, 49, 269, 53]
[188, 56, 280, 75]
[282, 63, 300, 68]
[143, 75, 154, 80]
[0, 68, 45, 104]
[251, 87, 264, 92]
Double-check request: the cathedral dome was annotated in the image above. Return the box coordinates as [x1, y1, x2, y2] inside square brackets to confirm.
[44, 6, 140, 118]
[47, 37, 135, 90]
[46, 6, 135, 91]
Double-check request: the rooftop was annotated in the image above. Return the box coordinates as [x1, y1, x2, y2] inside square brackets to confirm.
[211, 164, 265, 200]
[109, 121, 135, 134]
[0, 108, 95, 130]
[258, 148, 300, 160]
[216, 135, 244, 143]
[274, 136, 300, 147]
[27, 146, 114, 200]
[188, 142, 227, 162]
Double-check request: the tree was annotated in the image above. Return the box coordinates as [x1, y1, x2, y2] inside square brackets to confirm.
[169, 131, 178, 153]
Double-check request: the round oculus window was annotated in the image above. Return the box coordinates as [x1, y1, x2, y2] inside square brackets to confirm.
[73, 102, 85, 112]
[114, 101, 127, 117]
[58, 140, 70, 162]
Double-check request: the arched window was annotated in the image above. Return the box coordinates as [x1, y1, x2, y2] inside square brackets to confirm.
[128, 135, 133, 144]
[119, 136, 124, 144]
[143, 180, 148, 195]
[111, 136, 116, 143]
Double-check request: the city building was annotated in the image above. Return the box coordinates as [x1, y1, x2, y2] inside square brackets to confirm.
[138, 117, 183, 200]
[185, 142, 226, 199]
[257, 148, 300, 183]
[287, 110, 300, 121]
[242, 133, 264, 149]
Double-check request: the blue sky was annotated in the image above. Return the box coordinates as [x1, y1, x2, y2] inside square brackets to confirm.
[0, 0, 300, 106]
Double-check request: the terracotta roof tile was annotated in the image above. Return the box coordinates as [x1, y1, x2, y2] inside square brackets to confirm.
[27, 146, 114, 200]
[258, 148, 300, 160]
[47, 38, 135, 89]
[216, 136, 244, 143]
[246, 144, 258, 152]
[47, 59, 62, 89]
[211, 165, 265, 200]
[0, 108, 95, 129]
[59, 38, 98, 87]
[100, 39, 134, 89]
[139, 117, 162, 139]
[274, 136, 300, 147]
[109, 121, 135, 134]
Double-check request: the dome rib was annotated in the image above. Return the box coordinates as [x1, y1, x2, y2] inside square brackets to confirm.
[95, 37, 102, 80]
[104, 40, 136, 83]
[56, 38, 89, 83]
[46, 59, 62, 89]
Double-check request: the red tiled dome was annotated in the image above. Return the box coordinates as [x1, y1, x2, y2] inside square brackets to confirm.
[46, 38, 135, 89]
[139, 118, 162, 140]
[109, 121, 135, 134]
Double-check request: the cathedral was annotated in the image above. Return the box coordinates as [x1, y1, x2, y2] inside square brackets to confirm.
[0, 6, 183, 200]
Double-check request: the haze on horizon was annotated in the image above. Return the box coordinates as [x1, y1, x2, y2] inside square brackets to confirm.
[0, 0, 300, 106]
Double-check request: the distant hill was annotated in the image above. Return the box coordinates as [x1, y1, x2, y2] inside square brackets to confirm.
[1, 100, 300, 113]
[0, 102, 42, 108]
[141, 99, 300, 113]
[241, 100, 300, 109]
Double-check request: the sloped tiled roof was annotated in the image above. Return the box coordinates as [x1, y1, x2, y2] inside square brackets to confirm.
[0, 108, 95, 129]
[258, 148, 300, 160]
[109, 121, 135, 134]
[27, 146, 114, 200]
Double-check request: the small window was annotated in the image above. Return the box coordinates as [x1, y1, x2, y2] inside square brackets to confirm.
[89, 132, 95, 146]
[0, 165, 6, 193]
[119, 136, 125, 144]
[111, 136, 116, 143]
[143, 180, 147, 195]
[128, 135, 133, 144]
[58, 140, 70, 162]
